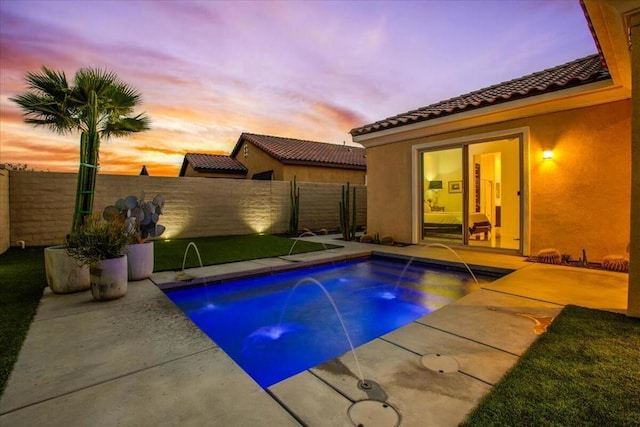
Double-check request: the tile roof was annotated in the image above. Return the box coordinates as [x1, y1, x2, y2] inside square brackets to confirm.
[232, 133, 366, 170]
[179, 153, 248, 176]
[350, 54, 610, 137]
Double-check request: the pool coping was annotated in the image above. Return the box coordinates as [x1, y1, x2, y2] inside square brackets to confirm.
[153, 245, 514, 292]
[0, 236, 630, 426]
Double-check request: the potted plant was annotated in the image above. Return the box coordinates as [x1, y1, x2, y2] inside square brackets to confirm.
[103, 191, 165, 280]
[66, 214, 133, 301]
[11, 67, 150, 294]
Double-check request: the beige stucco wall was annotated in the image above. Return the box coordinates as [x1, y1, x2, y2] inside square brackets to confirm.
[528, 100, 630, 261]
[7, 171, 366, 247]
[235, 141, 366, 184]
[363, 100, 631, 261]
[236, 141, 286, 180]
[366, 142, 413, 241]
[282, 164, 366, 185]
[0, 168, 9, 254]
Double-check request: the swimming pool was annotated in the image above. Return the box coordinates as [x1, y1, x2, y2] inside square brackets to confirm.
[165, 256, 495, 388]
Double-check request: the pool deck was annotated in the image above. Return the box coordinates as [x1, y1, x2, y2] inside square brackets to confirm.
[0, 236, 630, 426]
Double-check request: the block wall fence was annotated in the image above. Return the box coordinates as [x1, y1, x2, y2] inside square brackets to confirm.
[0, 169, 9, 253]
[2, 170, 366, 251]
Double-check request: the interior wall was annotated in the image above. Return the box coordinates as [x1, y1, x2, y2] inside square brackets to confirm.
[432, 149, 463, 212]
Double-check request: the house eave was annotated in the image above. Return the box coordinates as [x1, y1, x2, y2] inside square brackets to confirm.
[281, 159, 366, 171]
[193, 167, 247, 175]
[353, 78, 628, 148]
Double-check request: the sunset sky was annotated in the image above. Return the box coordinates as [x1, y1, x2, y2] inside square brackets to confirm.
[0, 0, 597, 176]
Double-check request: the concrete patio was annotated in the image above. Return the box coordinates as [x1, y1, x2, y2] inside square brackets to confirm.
[0, 236, 629, 426]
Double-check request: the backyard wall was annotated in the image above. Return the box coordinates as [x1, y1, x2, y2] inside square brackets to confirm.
[7, 171, 366, 247]
[0, 168, 9, 254]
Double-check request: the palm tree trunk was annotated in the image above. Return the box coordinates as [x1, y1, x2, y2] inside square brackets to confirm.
[71, 91, 100, 233]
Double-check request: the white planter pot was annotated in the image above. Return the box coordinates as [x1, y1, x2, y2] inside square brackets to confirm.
[44, 245, 90, 294]
[90, 256, 128, 301]
[126, 241, 154, 281]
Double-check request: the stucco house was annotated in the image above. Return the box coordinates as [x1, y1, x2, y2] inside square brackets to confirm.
[180, 132, 367, 184]
[350, 0, 639, 314]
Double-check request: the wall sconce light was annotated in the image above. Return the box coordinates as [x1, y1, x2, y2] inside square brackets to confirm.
[243, 144, 249, 158]
[542, 150, 553, 160]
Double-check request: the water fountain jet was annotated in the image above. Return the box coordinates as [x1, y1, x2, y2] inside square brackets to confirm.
[287, 231, 330, 256]
[176, 241, 204, 281]
[277, 277, 369, 387]
[426, 243, 479, 285]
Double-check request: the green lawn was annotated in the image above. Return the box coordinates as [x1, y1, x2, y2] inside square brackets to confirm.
[461, 305, 640, 426]
[153, 234, 341, 271]
[0, 246, 47, 396]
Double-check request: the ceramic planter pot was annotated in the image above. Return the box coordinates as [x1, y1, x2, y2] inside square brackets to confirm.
[126, 241, 154, 281]
[44, 245, 90, 294]
[90, 255, 128, 301]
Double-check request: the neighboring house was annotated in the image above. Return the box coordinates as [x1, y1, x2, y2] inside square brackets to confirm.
[350, 0, 638, 275]
[179, 153, 248, 178]
[180, 133, 367, 184]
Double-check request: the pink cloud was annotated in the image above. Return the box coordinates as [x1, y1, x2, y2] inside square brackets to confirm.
[1, 0, 596, 176]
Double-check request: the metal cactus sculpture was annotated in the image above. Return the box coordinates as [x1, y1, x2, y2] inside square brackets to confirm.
[289, 177, 300, 236]
[103, 191, 165, 243]
[339, 182, 357, 241]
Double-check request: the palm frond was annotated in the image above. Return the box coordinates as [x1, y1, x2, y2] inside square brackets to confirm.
[9, 68, 78, 134]
[102, 114, 151, 139]
[12, 65, 151, 232]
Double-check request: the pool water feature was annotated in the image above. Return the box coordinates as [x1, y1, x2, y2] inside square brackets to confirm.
[164, 256, 495, 389]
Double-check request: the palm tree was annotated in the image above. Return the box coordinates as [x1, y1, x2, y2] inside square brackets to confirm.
[11, 66, 150, 233]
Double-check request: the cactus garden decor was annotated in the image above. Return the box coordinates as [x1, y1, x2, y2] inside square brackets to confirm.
[289, 177, 300, 237]
[11, 66, 150, 293]
[66, 215, 132, 301]
[103, 192, 166, 280]
[339, 182, 357, 241]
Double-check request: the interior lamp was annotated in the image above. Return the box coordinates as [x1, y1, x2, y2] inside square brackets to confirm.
[427, 180, 443, 207]
[542, 150, 553, 160]
[428, 180, 443, 190]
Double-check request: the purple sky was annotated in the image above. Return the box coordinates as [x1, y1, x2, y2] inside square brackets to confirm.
[0, 0, 596, 176]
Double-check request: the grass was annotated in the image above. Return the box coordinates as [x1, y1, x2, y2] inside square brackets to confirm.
[154, 234, 340, 271]
[461, 305, 640, 426]
[0, 234, 337, 395]
[0, 246, 47, 396]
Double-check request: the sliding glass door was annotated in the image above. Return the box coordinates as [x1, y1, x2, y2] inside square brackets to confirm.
[467, 138, 520, 250]
[421, 137, 522, 252]
[421, 148, 464, 243]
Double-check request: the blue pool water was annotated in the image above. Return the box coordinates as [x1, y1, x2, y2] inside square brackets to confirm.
[165, 256, 494, 388]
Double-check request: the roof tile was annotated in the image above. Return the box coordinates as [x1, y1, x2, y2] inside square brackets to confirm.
[185, 153, 247, 174]
[233, 133, 366, 169]
[351, 54, 610, 136]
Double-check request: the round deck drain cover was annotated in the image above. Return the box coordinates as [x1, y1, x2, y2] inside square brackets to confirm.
[421, 353, 459, 373]
[348, 400, 400, 427]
